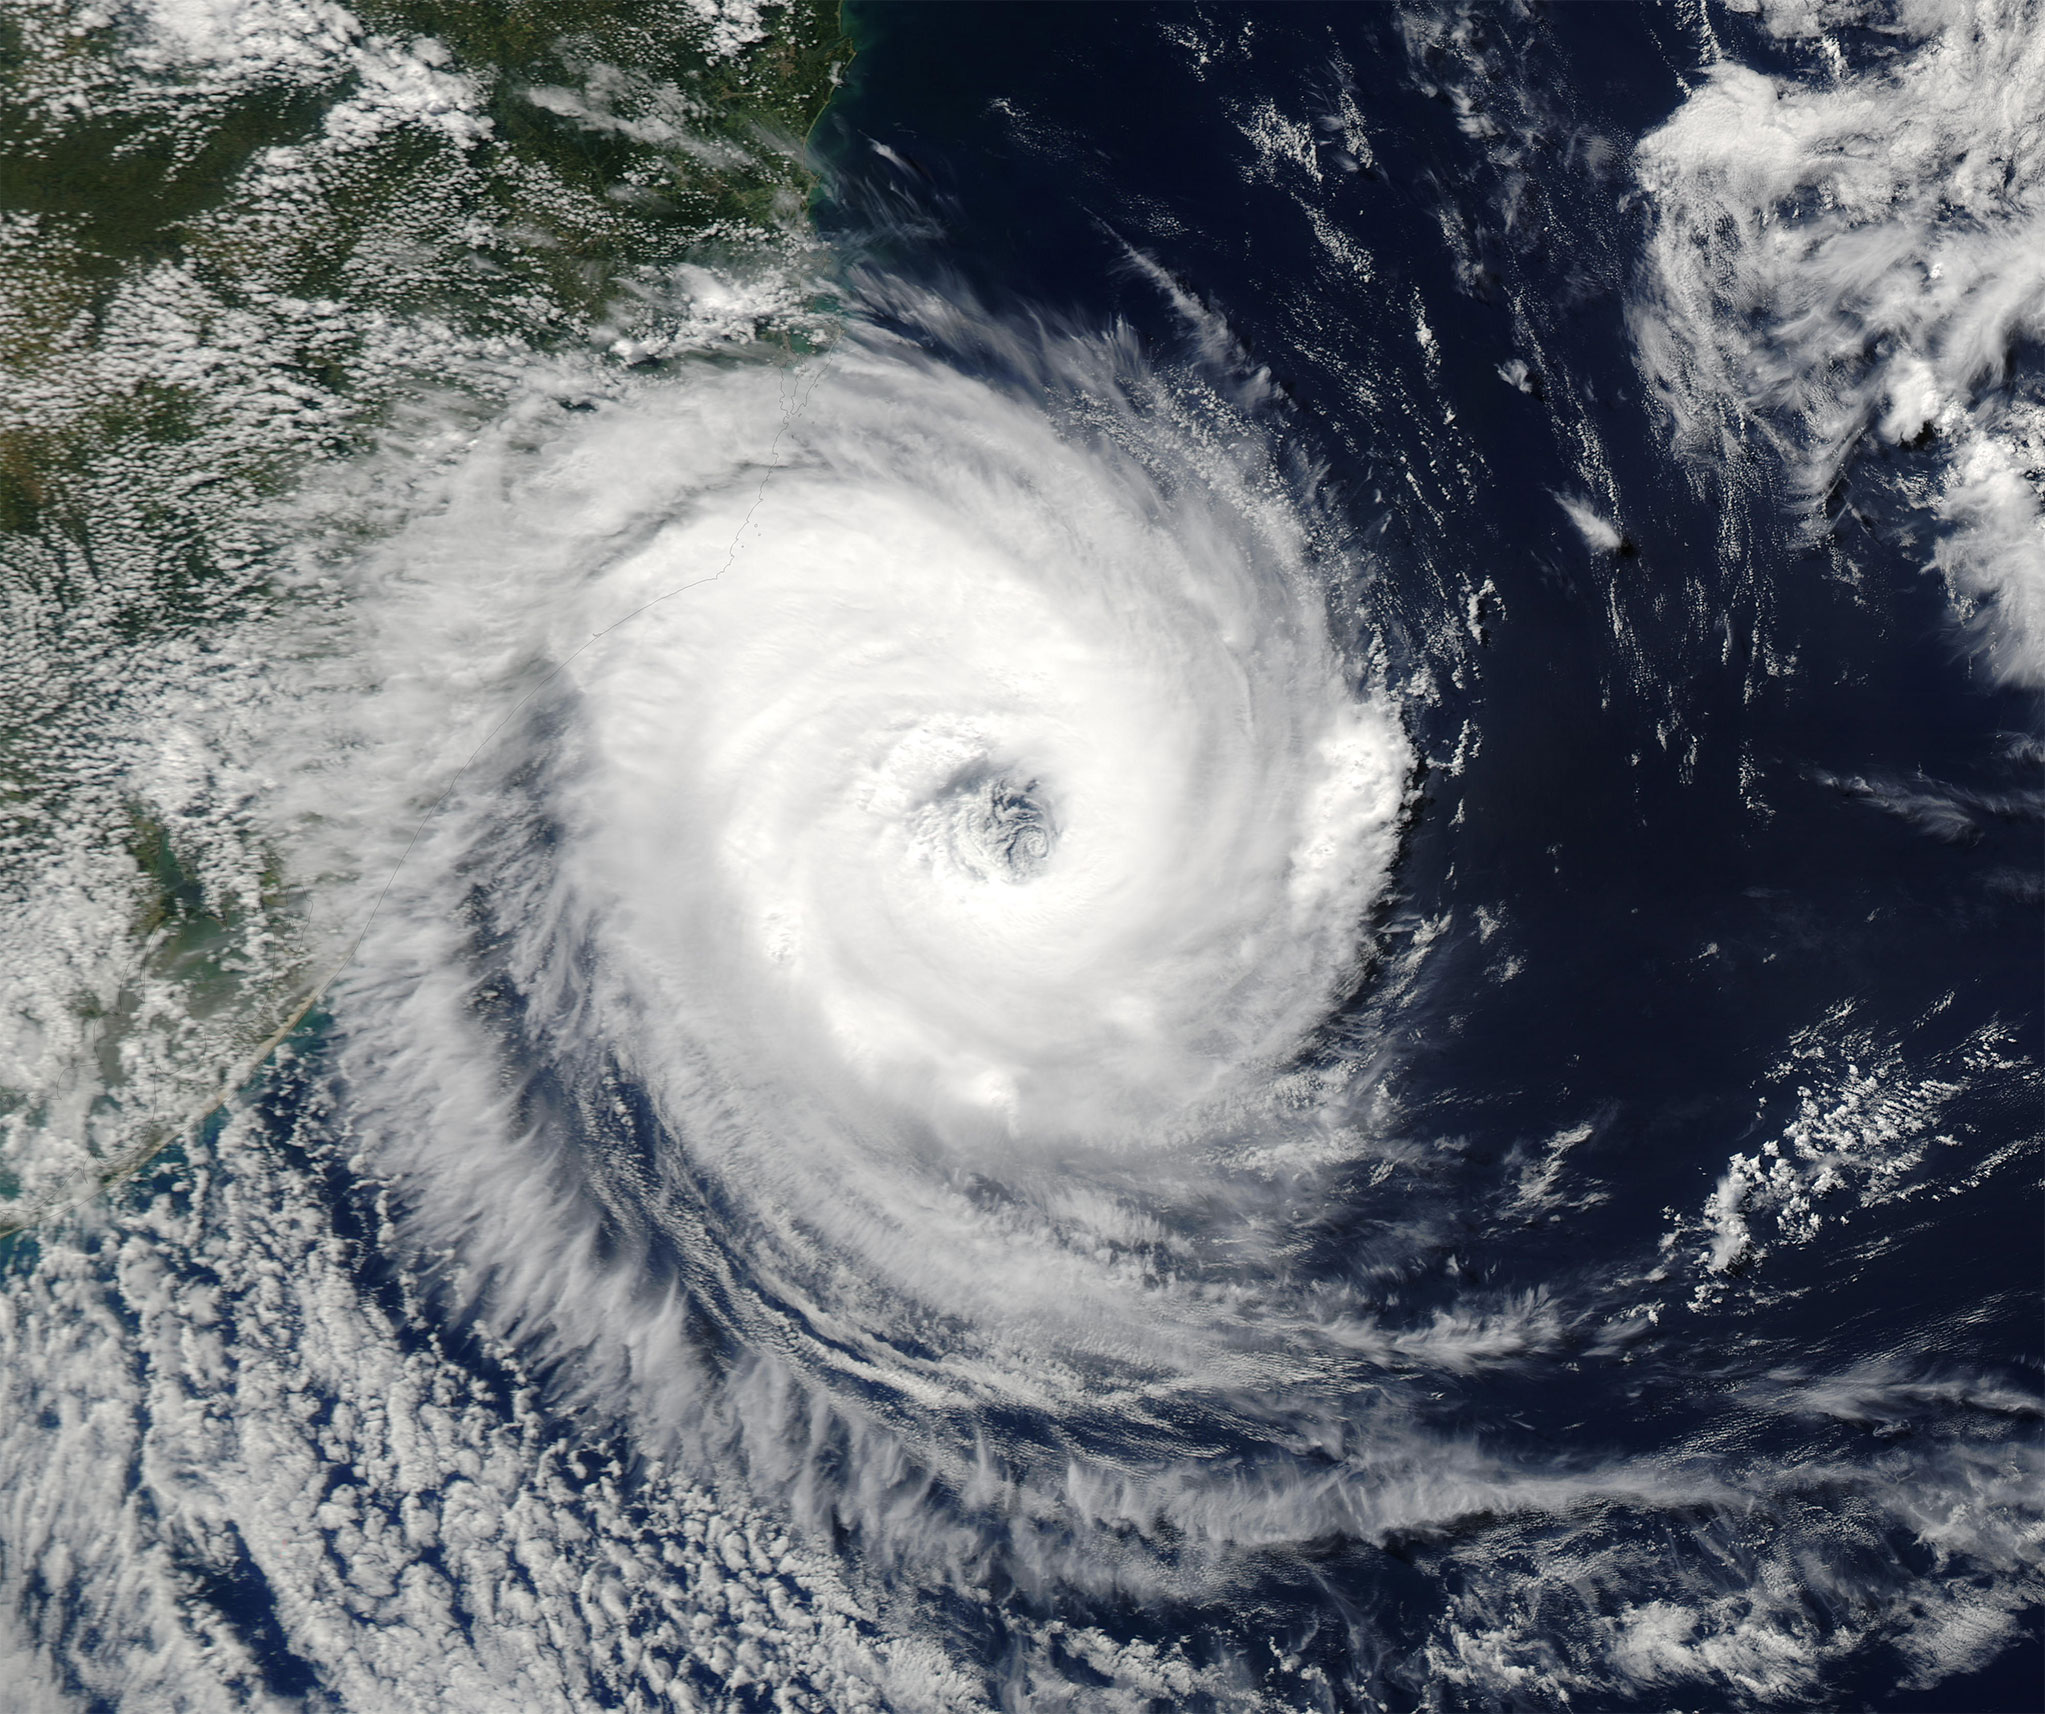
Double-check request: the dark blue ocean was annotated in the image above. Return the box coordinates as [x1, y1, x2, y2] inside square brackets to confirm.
[805, 7, 2043, 1706]
[3, 5, 2037, 1712]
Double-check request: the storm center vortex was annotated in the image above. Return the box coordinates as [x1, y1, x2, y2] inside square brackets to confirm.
[336, 330, 1413, 1439]
[917, 765, 1056, 883]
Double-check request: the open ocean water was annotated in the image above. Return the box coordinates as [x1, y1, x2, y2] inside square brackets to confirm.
[0, 3, 2039, 1711]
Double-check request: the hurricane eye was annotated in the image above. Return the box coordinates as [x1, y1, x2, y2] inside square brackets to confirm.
[978, 778, 1055, 878]
[925, 769, 1057, 882]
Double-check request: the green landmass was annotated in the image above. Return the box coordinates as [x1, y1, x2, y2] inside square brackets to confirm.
[0, 0, 847, 1214]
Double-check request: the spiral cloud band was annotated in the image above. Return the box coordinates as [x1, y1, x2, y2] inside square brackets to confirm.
[581, 355, 1403, 1152]
[314, 330, 1412, 1534]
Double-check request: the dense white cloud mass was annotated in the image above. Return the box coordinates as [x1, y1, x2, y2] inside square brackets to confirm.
[3, 5, 2039, 1706]
[0, 321, 1429, 1711]
[570, 357, 1403, 1151]
[290, 327, 1416, 1537]
[1633, 0, 2045, 683]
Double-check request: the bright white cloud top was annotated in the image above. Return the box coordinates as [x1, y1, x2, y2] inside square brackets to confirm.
[290, 328, 1413, 1543]
[1633, 0, 2045, 683]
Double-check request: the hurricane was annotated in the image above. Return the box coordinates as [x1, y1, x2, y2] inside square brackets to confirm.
[316, 319, 1413, 1508]
[1, 3, 2038, 1712]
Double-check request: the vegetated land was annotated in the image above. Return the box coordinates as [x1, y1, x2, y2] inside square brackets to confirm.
[0, 0, 846, 1215]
